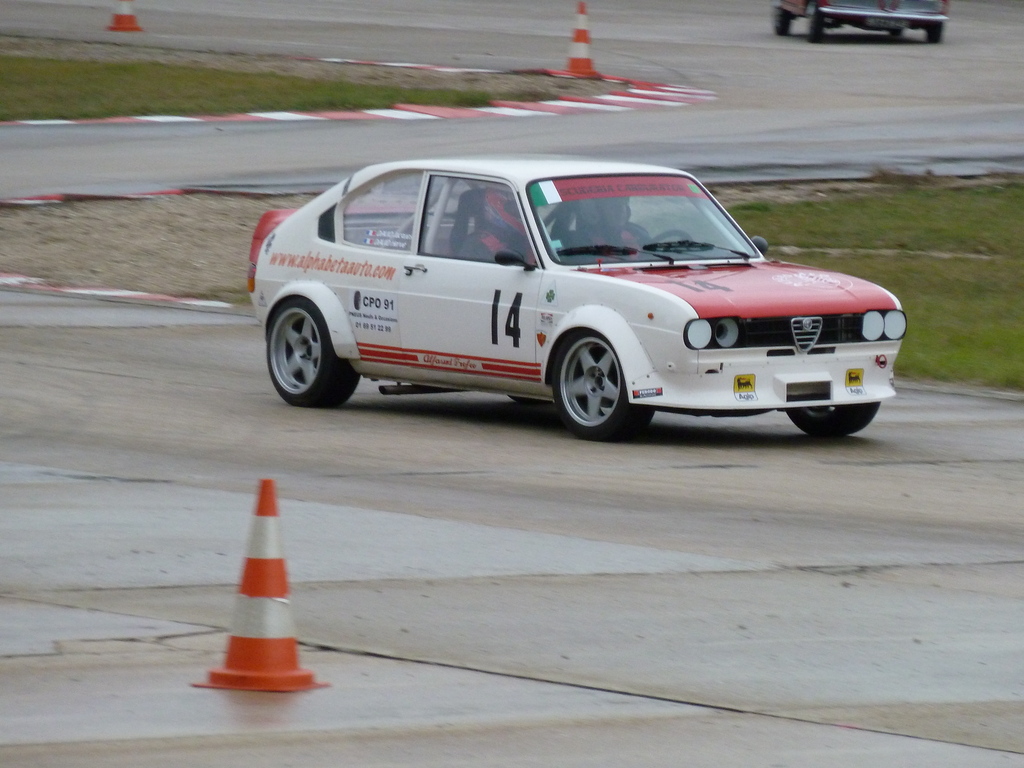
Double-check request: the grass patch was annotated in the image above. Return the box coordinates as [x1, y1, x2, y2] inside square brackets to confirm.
[0, 56, 493, 120]
[728, 180, 1024, 390]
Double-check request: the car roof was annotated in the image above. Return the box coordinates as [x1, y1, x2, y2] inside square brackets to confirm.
[348, 156, 695, 190]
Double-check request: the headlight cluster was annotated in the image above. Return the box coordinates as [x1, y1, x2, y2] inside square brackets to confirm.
[684, 317, 741, 350]
[861, 310, 907, 341]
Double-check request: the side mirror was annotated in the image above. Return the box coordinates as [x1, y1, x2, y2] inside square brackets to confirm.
[750, 236, 769, 255]
[495, 250, 537, 271]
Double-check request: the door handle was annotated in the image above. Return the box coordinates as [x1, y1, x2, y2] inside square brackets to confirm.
[404, 264, 428, 276]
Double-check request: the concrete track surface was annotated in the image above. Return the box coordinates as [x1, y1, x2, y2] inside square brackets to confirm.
[2, 0, 1024, 765]
[1, 291, 1023, 767]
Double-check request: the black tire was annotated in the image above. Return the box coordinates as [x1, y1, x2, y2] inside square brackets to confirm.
[774, 6, 793, 36]
[925, 23, 943, 43]
[266, 297, 360, 408]
[552, 331, 654, 441]
[786, 402, 881, 437]
[888, 27, 904, 38]
[807, 3, 825, 42]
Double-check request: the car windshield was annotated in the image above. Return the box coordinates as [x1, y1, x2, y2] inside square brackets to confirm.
[527, 174, 759, 266]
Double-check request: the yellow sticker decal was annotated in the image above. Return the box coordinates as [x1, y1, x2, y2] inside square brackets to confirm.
[846, 368, 866, 395]
[734, 374, 757, 402]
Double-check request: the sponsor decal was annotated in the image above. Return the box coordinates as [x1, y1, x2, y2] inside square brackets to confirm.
[363, 229, 412, 250]
[263, 232, 275, 254]
[734, 374, 757, 402]
[536, 332, 547, 347]
[257, 291, 267, 308]
[539, 312, 554, 327]
[846, 368, 866, 395]
[772, 271, 850, 290]
[269, 250, 397, 281]
[422, 353, 481, 372]
[632, 387, 663, 399]
[529, 176, 708, 203]
[544, 284, 557, 306]
[875, 354, 889, 369]
[348, 290, 398, 335]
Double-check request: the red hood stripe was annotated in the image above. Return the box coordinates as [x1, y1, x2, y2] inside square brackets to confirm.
[605, 262, 898, 317]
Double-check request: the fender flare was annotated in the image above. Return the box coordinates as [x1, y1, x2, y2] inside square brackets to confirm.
[267, 281, 359, 360]
[546, 305, 655, 386]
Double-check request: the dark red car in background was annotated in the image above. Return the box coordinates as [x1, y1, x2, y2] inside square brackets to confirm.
[773, 0, 949, 43]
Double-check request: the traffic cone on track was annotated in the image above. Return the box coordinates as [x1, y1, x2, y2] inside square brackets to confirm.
[107, 0, 143, 31]
[567, 2, 598, 77]
[194, 479, 327, 692]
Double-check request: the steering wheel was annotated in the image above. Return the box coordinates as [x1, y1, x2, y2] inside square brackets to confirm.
[651, 229, 692, 243]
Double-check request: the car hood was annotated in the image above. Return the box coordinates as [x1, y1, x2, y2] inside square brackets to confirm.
[602, 261, 899, 317]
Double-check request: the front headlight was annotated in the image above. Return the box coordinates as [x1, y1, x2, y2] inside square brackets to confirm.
[883, 310, 907, 340]
[684, 319, 713, 349]
[863, 310, 906, 341]
[714, 318, 740, 348]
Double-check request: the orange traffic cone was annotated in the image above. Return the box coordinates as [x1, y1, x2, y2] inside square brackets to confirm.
[107, 0, 143, 31]
[194, 479, 328, 692]
[567, 2, 598, 77]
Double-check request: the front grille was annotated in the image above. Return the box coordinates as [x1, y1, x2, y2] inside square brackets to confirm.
[791, 317, 823, 351]
[742, 314, 863, 351]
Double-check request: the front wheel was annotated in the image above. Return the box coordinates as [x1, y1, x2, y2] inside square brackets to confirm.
[552, 331, 654, 441]
[266, 297, 360, 407]
[925, 23, 943, 43]
[786, 402, 881, 437]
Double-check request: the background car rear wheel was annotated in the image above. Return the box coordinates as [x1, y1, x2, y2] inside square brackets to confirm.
[552, 331, 654, 441]
[807, 2, 825, 42]
[786, 402, 881, 437]
[925, 23, 943, 43]
[773, 6, 793, 35]
[267, 297, 360, 408]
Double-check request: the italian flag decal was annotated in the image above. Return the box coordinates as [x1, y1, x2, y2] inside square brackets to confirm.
[529, 180, 562, 206]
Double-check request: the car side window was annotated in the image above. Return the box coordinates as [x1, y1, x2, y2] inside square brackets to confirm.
[341, 172, 422, 251]
[419, 176, 534, 263]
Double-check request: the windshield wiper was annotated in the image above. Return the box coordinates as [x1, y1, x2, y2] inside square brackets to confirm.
[642, 239, 753, 261]
[557, 244, 637, 258]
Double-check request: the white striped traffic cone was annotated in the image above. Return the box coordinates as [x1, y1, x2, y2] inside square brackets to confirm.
[107, 0, 143, 31]
[194, 479, 327, 692]
[567, 2, 598, 77]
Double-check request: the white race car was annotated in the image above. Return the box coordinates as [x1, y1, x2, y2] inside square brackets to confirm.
[248, 157, 905, 441]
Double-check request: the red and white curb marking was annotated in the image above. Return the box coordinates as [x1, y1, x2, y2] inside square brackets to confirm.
[0, 273, 233, 308]
[0, 62, 715, 127]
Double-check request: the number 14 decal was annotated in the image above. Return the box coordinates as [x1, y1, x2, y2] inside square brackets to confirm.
[491, 289, 523, 348]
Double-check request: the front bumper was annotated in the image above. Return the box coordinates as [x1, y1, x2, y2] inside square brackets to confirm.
[628, 342, 900, 412]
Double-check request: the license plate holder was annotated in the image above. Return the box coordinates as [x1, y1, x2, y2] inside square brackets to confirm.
[865, 17, 909, 29]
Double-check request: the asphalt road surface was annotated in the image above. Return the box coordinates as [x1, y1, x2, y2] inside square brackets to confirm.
[2, 0, 1024, 197]
[2, 1, 1024, 765]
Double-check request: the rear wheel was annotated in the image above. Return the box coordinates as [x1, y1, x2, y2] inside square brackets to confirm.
[925, 22, 943, 43]
[266, 297, 360, 407]
[786, 402, 881, 437]
[807, 2, 825, 42]
[774, 6, 793, 35]
[552, 331, 654, 441]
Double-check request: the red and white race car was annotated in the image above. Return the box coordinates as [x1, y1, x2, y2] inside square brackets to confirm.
[248, 158, 905, 441]
[773, 0, 949, 43]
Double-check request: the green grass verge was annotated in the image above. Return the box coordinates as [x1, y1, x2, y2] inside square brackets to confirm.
[0, 56, 493, 120]
[728, 181, 1024, 390]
